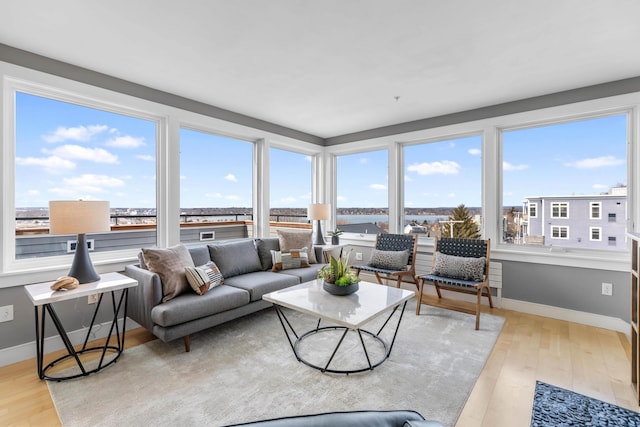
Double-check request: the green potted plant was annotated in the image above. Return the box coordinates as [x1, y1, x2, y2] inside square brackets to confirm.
[317, 250, 360, 295]
[329, 229, 343, 245]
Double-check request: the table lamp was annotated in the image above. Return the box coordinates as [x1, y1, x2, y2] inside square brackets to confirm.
[308, 203, 330, 246]
[49, 200, 111, 284]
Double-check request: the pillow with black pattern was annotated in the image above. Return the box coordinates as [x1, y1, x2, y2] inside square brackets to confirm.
[431, 252, 485, 281]
[185, 261, 224, 295]
[367, 249, 410, 270]
[271, 247, 311, 271]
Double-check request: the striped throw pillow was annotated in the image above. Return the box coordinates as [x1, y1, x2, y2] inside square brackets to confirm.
[271, 247, 311, 271]
[185, 261, 224, 295]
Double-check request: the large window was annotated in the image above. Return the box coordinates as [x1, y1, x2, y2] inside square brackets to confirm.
[404, 135, 482, 239]
[179, 128, 253, 242]
[502, 114, 628, 251]
[336, 150, 389, 234]
[15, 92, 157, 259]
[269, 147, 312, 226]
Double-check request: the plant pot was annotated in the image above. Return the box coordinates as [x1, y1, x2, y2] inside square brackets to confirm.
[331, 235, 340, 245]
[323, 281, 359, 296]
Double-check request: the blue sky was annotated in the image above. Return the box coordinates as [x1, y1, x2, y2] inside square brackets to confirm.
[15, 92, 627, 210]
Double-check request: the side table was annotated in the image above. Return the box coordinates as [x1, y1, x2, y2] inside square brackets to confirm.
[24, 272, 138, 381]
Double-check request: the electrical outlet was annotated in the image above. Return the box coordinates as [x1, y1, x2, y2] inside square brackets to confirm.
[355, 252, 363, 261]
[88, 294, 99, 304]
[0, 305, 14, 322]
[602, 282, 613, 296]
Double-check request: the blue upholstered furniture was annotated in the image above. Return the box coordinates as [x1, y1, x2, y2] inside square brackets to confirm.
[352, 233, 419, 288]
[224, 410, 444, 427]
[416, 237, 493, 330]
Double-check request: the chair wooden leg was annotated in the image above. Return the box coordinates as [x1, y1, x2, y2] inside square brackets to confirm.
[396, 276, 402, 288]
[434, 281, 442, 299]
[485, 285, 494, 308]
[374, 272, 383, 285]
[475, 289, 481, 330]
[416, 278, 424, 315]
[184, 335, 191, 352]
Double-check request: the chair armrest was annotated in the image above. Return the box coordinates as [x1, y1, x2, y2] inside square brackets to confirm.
[124, 264, 163, 332]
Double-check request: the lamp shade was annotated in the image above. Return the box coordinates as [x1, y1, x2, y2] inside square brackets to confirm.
[308, 203, 330, 220]
[49, 201, 111, 235]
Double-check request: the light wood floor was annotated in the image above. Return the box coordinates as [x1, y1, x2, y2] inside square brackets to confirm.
[1, 295, 638, 427]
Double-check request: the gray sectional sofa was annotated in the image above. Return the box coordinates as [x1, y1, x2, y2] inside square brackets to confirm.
[124, 237, 324, 351]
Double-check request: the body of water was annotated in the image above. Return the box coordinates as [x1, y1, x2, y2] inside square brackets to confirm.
[337, 214, 449, 224]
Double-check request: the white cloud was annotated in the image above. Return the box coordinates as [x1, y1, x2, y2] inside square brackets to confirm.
[448, 192, 456, 198]
[407, 160, 460, 175]
[278, 196, 297, 204]
[16, 156, 76, 173]
[592, 183, 608, 190]
[337, 195, 347, 202]
[359, 157, 369, 164]
[225, 195, 241, 201]
[370, 184, 387, 190]
[43, 144, 119, 164]
[404, 174, 413, 182]
[565, 155, 624, 169]
[63, 174, 125, 190]
[224, 173, 238, 182]
[27, 189, 40, 196]
[468, 148, 481, 156]
[42, 125, 109, 143]
[305, 156, 312, 162]
[106, 135, 145, 148]
[503, 161, 529, 171]
[136, 154, 155, 161]
[205, 192, 223, 199]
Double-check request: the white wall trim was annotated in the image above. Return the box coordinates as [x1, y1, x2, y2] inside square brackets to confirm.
[0, 318, 141, 368]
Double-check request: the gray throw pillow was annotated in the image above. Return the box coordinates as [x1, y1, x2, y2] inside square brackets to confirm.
[432, 252, 486, 281]
[208, 240, 262, 278]
[368, 249, 410, 270]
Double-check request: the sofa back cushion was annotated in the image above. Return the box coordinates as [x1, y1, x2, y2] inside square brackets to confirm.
[188, 246, 211, 266]
[256, 238, 280, 270]
[208, 239, 263, 278]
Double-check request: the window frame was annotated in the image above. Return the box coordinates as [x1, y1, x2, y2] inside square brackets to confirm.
[590, 226, 602, 241]
[529, 203, 538, 218]
[590, 202, 602, 220]
[551, 225, 570, 239]
[551, 202, 569, 219]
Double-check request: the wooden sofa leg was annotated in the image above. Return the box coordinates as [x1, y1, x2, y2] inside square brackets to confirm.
[184, 335, 191, 352]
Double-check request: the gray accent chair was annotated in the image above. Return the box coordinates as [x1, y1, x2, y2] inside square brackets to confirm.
[224, 410, 444, 427]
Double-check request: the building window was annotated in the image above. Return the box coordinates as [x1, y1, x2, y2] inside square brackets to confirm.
[608, 213, 617, 222]
[502, 114, 627, 251]
[551, 202, 569, 218]
[179, 128, 253, 242]
[590, 227, 602, 241]
[608, 236, 617, 246]
[403, 135, 482, 239]
[336, 149, 388, 234]
[269, 147, 312, 226]
[15, 91, 157, 260]
[551, 226, 569, 239]
[529, 203, 537, 218]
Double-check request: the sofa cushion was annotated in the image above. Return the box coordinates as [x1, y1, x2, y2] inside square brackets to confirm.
[189, 246, 212, 266]
[208, 240, 263, 278]
[256, 238, 280, 270]
[278, 263, 324, 283]
[141, 244, 195, 303]
[224, 271, 299, 302]
[151, 284, 250, 327]
[185, 261, 224, 295]
[271, 248, 310, 271]
[277, 230, 317, 263]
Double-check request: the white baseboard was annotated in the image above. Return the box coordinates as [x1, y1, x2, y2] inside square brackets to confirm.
[418, 283, 630, 339]
[0, 318, 141, 368]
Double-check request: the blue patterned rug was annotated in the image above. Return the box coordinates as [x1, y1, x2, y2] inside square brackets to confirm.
[531, 381, 640, 426]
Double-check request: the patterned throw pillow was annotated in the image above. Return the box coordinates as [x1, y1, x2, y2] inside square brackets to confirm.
[367, 249, 410, 270]
[271, 248, 311, 271]
[185, 261, 224, 295]
[432, 252, 485, 281]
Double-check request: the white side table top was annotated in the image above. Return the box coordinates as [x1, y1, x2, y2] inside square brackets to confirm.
[24, 272, 138, 306]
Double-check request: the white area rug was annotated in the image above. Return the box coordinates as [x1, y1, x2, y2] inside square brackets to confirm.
[48, 300, 504, 427]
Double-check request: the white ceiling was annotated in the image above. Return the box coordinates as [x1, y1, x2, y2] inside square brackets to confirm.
[2, 0, 640, 139]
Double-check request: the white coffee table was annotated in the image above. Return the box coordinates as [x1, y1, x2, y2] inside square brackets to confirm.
[263, 280, 414, 374]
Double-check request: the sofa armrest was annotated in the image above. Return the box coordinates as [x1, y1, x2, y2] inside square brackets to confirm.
[124, 264, 163, 333]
